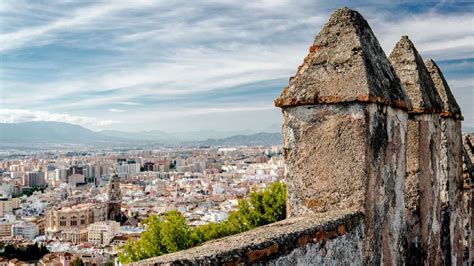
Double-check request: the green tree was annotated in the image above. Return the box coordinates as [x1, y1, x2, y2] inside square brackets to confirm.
[3, 245, 16, 259]
[118, 182, 286, 263]
[160, 211, 192, 253]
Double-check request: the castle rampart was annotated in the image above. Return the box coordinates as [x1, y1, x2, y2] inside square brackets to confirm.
[130, 7, 470, 265]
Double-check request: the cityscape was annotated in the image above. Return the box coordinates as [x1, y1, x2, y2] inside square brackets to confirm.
[0, 145, 283, 264]
[1, 0, 473, 265]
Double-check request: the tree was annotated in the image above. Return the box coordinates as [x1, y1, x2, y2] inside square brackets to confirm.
[3, 245, 16, 259]
[118, 182, 286, 263]
[118, 211, 191, 262]
[1, 243, 49, 260]
[159, 211, 192, 253]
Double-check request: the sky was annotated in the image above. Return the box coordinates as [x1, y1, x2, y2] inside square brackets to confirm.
[0, 0, 473, 132]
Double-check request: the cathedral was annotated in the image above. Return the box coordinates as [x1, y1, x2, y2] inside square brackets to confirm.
[107, 173, 122, 222]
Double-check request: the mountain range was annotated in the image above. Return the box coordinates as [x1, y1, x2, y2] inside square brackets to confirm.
[0, 121, 281, 148]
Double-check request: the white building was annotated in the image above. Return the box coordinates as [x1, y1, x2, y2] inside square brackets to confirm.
[87, 221, 120, 246]
[127, 160, 140, 178]
[11, 221, 38, 240]
[55, 168, 68, 182]
[117, 160, 128, 179]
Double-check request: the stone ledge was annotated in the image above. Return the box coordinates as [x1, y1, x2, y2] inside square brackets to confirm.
[129, 209, 363, 266]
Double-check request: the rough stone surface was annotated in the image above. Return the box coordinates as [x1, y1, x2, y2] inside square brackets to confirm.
[462, 134, 474, 263]
[389, 36, 443, 114]
[129, 210, 363, 266]
[427, 57, 465, 265]
[404, 114, 442, 265]
[439, 118, 464, 265]
[281, 102, 407, 265]
[274, 7, 409, 110]
[282, 103, 368, 216]
[425, 59, 463, 119]
[269, 223, 364, 266]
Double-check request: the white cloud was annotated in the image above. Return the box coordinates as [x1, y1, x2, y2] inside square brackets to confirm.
[2, 44, 304, 109]
[1, 1, 473, 131]
[372, 12, 474, 60]
[0, 0, 160, 52]
[0, 108, 117, 127]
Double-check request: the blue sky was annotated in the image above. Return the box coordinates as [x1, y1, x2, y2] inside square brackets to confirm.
[0, 0, 473, 132]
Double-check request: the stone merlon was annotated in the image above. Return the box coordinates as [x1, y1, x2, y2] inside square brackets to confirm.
[389, 36, 443, 114]
[425, 59, 463, 119]
[274, 7, 410, 110]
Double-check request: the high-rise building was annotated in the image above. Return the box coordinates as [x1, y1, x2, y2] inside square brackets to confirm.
[117, 159, 128, 178]
[55, 168, 68, 182]
[127, 160, 140, 178]
[68, 166, 83, 176]
[23, 171, 46, 187]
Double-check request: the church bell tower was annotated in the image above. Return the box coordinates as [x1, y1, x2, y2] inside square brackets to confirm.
[107, 173, 122, 222]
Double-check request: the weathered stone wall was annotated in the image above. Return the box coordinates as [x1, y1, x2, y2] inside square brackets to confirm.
[439, 118, 464, 265]
[268, 222, 364, 265]
[275, 7, 409, 265]
[389, 36, 444, 264]
[463, 134, 474, 262]
[130, 211, 364, 266]
[403, 114, 442, 264]
[425, 59, 465, 265]
[281, 103, 407, 265]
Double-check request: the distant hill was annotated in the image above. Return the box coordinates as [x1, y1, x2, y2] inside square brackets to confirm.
[194, 132, 281, 146]
[100, 129, 169, 141]
[0, 122, 282, 148]
[0, 121, 119, 144]
[99, 129, 272, 142]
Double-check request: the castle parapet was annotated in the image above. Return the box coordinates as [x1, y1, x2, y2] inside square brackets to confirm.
[275, 7, 408, 265]
[389, 36, 444, 264]
[425, 59, 465, 264]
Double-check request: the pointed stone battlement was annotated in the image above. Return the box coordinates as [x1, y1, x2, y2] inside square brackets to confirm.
[425, 59, 463, 119]
[275, 7, 409, 110]
[389, 36, 443, 114]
